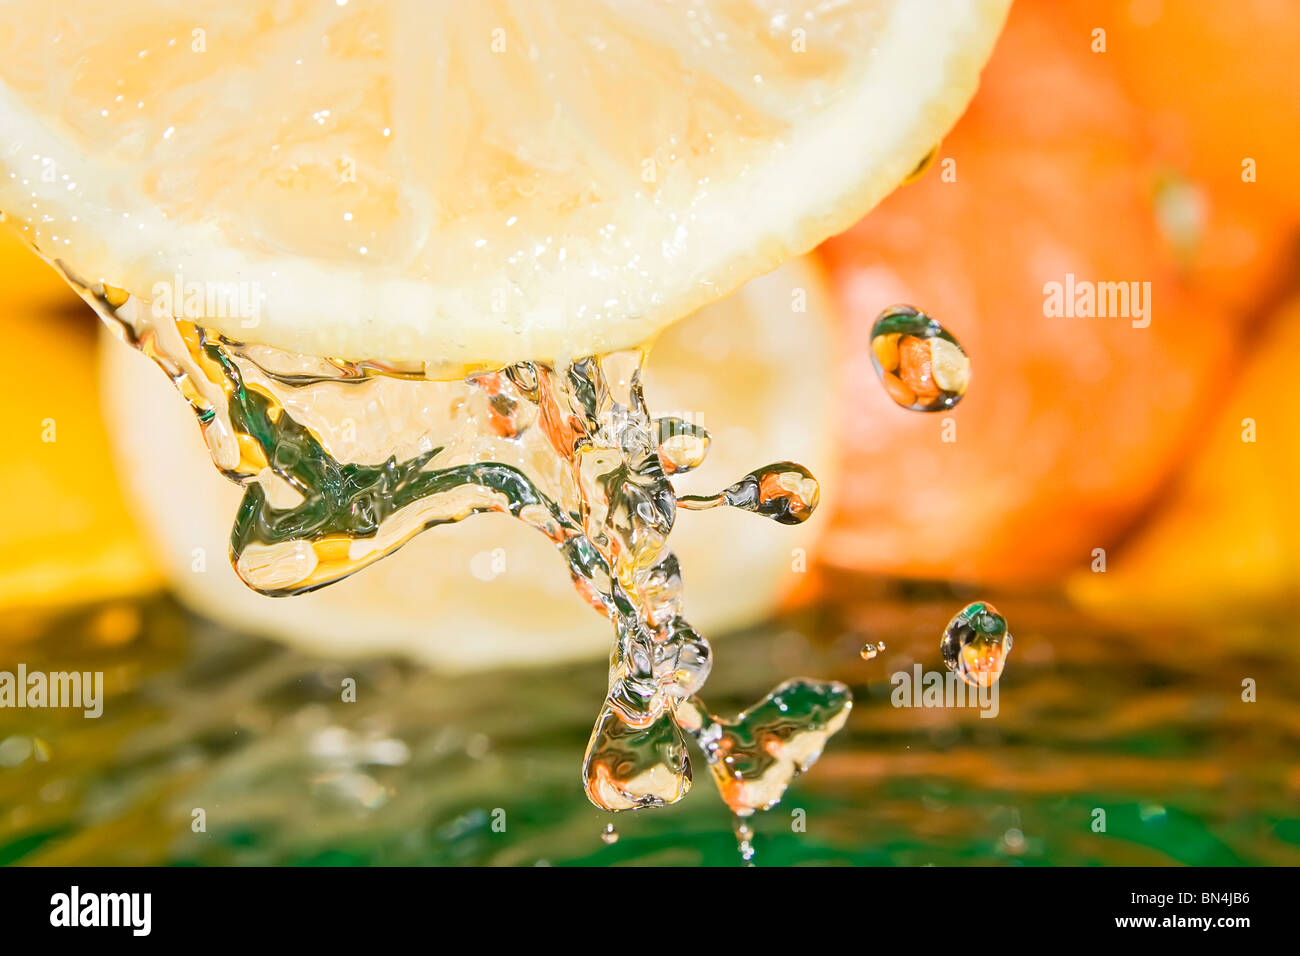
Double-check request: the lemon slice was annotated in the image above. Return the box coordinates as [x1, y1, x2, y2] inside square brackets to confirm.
[100, 256, 840, 669]
[0, 0, 1008, 367]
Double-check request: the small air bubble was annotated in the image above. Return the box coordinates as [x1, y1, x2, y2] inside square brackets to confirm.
[860, 641, 886, 661]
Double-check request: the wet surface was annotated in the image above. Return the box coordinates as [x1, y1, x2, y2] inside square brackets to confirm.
[1, 577, 1298, 866]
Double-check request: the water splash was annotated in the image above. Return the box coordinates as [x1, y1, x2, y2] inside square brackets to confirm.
[64, 263, 851, 830]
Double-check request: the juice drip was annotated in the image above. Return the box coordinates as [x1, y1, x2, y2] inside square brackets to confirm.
[64, 263, 851, 823]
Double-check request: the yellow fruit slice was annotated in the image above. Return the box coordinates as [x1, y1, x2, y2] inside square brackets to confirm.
[99, 257, 839, 669]
[0, 0, 1009, 367]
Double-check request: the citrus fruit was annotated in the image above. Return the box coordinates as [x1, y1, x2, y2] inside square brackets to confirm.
[817, 0, 1279, 585]
[1051, 0, 1300, 310]
[1068, 295, 1300, 621]
[0, 0, 1009, 367]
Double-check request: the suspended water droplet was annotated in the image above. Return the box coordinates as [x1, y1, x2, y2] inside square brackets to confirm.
[869, 305, 970, 412]
[677, 462, 819, 525]
[941, 601, 1012, 688]
[601, 823, 619, 845]
[860, 640, 886, 661]
[677, 679, 851, 818]
[654, 417, 710, 475]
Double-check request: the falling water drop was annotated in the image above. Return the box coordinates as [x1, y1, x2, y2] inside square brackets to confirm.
[941, 601, 1013, 688]
[869, 305, 970, 411]
[601, 823, 619, 845]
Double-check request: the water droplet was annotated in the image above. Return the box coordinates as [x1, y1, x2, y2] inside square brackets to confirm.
[601, 823, 619, 845]
[677, 462, 819, 525]
[869, 305, 970, 411]
[941, 601, 1012, 688]
[678, 679, 851, 817]
[859, 640, 886, 661]
[655, 417, 710, 475]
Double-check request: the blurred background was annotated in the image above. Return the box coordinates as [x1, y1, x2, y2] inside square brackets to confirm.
[2, 0, 1299, 865]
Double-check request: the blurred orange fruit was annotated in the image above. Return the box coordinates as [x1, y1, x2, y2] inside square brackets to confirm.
[1052, 0, 1300, 311]
[817, 0, 1297, 586]
[1070, 294, 1300, 619]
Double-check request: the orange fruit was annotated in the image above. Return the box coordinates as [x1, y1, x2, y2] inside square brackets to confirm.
[0, 0, 1011, 368]
[1069, 295, 1300, 619]
[817, 0, 1292, 585]
[1051, 0, 1300, 312]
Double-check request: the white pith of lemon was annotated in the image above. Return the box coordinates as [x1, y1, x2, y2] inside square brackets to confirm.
[100, 257, 840, 670]
[1, 0, 1009, 367]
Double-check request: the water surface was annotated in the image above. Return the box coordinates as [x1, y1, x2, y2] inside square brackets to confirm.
[2, 578, 1296, 866]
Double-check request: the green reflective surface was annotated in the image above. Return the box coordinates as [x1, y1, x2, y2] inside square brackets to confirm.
[2, 580, 1297, 866]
